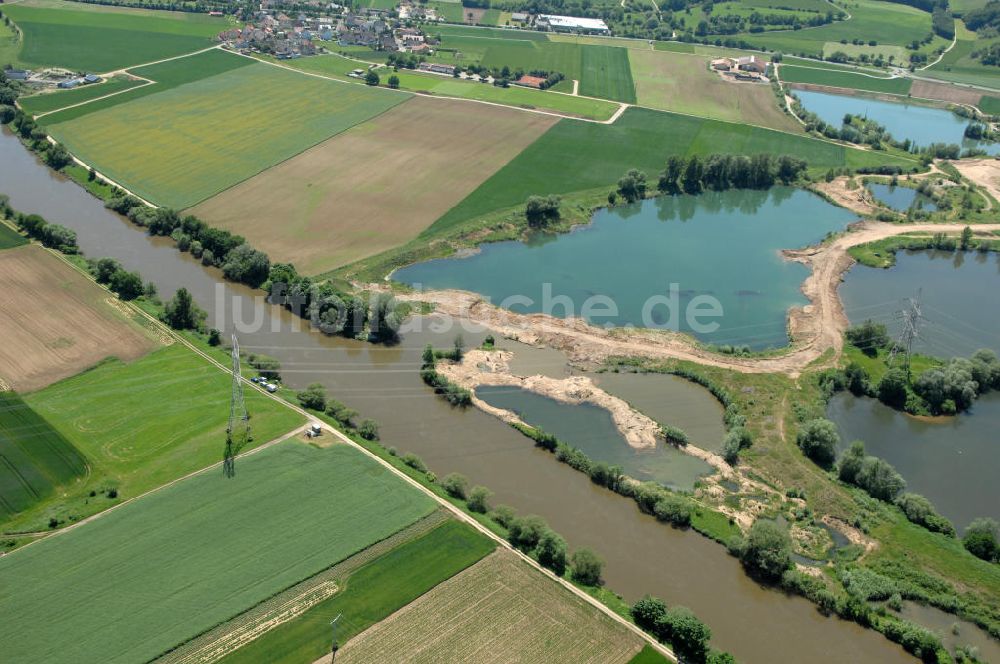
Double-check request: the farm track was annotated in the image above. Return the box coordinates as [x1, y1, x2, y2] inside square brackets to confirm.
[28, 248, 679, 663]
[392, 222, 1000, 378]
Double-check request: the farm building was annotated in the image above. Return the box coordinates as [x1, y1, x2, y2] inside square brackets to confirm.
[710, 58, 731, 71]
[4, 69, 30, 81]
[418, 62, 455, 75]
[735, 55, 767, 73]
[536, 15, 610, 34]
[510, 12, 529, 24]
[514, 75, 547, 89]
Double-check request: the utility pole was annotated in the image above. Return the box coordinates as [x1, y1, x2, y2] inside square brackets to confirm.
[223, 334, 250, 478]
[329, 613, 343, 663]
[886, 290, 923, 377]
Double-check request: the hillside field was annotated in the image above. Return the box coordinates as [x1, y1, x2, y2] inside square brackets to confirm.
[220, 518, 497, 664]
[629, 49, 799, 131]
[0, 0, 224, 72]
[0, 441, 436, 664]
[337, 549, 644, 664]
[0, 392, 87, 519]
[0, 244, 157, 392]
[429, 107, 916, 234]
[191, 96, 558, 275]
[47, 62, 407, 208]
[12, 343, 304, 530]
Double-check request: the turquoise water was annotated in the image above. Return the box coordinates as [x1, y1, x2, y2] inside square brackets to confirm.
[866, 183, 938, 212]
[841, 250, 1000, 358]
[795, 90, 1000, 155]
[475, 385, 714, 490]
[396, 188, 855, 349]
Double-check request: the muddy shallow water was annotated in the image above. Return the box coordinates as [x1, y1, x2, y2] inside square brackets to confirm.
[0, 128, 916, 664]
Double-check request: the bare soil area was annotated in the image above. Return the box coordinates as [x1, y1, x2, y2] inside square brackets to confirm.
[191, 96, 557, 275]
[910, 80, 984, 106]
[333, 549, 644, 664]
[0, 246, 157, 392]
[951, 158, 1000, 202]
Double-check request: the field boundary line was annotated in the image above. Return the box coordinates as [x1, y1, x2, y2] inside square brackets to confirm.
[31, 250, 677, 662]
[33, 78, 156, 120]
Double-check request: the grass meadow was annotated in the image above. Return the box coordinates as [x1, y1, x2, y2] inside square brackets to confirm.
[18, 75, 147, 116]
[37, 48, 253, 125]
[924, 22, 1000, 90]
[629, 49, 799, 131]
[0, 392, 87, 519]
[428, 107, 915, 234]
[778, 64, 913, 95]
[9, 343, 304, 531]
[0, 224, 28, 250]
[280, 53, 619, 120]
[220, 519, 496, 664]
[431, 28, 636, 102]
[1, 0, 224, 71]
[48, 63, 407, 208]
[0, 441, 435, 664]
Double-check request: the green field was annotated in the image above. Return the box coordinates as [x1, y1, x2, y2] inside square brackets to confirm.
[18, 75, 147, 115]
[738, 0, 939, 59]
[779, 64, 913, 95]
[221, 518, 496, 664]
[431, 28, 635, 102]
[924, 22, 1000, 90]
[428, 107, 915, 234]
[0, 392, 87, 518]
[48, 62, 407, 208]
[1, 0, 225, 71]
[579, 44, 636, 103]
[0, 440, 435, 663]
[9, 344, 304, 530]
[281, 54, 619, 120]
[37, 48, 253, 125]
[0, 224, 28, 250]
[979, 94, 1000, 113]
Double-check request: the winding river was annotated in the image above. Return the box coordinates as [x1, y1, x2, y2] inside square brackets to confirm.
[0, 128, 916, 664]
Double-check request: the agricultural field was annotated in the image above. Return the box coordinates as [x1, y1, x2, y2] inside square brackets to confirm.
[979, 94, 1000, 113]
[0, 222, 28, 250]
[47, 62, 407, 208]
[429, 107, 916, 234]
[191, 96, 558, 275]
[777, 64, 913, 95]
[629, 49, 800, 131]
[11, 342, 305, 530]
[277, 52, 620, 120]
[923, 21, 1000, 89]
[429, 28, 636, 102]
[36, 48, 254, 125]
[0, 244, 157, 392]
[18, 75, 148, 116]
[0, 392, 87, 519]
[220, 518, 497, 664]
[336, 548, 644, 664]
[0, 0, 225, 72]
[738, 0, 942, 59]
[0, 441, 436, 664]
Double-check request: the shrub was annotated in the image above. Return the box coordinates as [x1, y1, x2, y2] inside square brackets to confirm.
[661, 425, 688, 446]
[358, 419, 379, 441]
[401, 452, 426, 472]
[508, 515, 548, 551]
[796, 418, 839, 467]
[653, 495, 692, 527]
[895, 493, 955, 537]
[631, 595, 667, 632]
[490, 504, 516, 528]
[467, 485, 492, 513]
[536, 530, 567, 575]
[845, 320, 889, 356]
[297, 383, 327, 411]
[570, 548, 603, 585]
[441, 472, 469, 499]
[963, 517, 999, 562]
[736, 519, 792, 582]
[663, 606, 711, 663]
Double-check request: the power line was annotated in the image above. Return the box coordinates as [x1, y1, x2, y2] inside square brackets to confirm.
[886, 290, 924, 376]
[223, 334, 250, 478]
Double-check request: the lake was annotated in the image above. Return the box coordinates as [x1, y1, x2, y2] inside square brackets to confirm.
[475, 384, 715, 490]
[867, 182, 938, 212]
[795, 89, 1000, 155]
[395, 187, 855, 350]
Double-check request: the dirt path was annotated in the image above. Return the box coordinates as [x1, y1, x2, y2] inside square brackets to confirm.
[395, 222, 1000, 377]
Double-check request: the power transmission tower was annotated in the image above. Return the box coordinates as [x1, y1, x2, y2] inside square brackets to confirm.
[223, 334, 250, 478]
[886, 290, 924, 376]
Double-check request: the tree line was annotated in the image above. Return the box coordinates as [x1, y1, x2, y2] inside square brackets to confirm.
[6, 207, 79, 254]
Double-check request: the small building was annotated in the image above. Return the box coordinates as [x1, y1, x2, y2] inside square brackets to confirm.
[418, 62, 455, 75]
[514, 74, 546, 88]
[84, 74, 102, 84]
[510, 12, 529, 24]
[710, 58, 732, 71]
[536, 14, 609, 35]
[735, 55, 766, 74]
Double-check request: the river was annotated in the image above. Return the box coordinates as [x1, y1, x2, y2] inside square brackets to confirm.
[0, 127, 916, 664]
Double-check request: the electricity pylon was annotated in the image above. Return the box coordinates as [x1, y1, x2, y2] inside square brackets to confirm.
[223, 334, 250, 478]
[887, 290, 923, 377]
